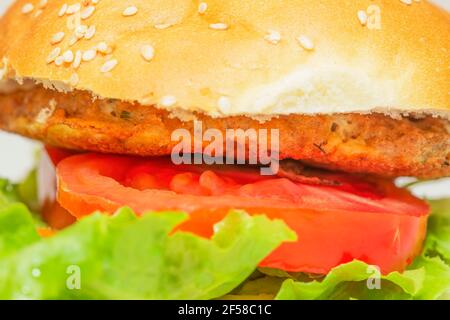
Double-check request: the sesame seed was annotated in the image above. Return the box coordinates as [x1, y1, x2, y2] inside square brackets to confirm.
[33, 9, 43, 18]
[264, 30, 281, 44]
[297, 35, 314, 51]
[160, 95, 177, 107]
[81, 6, 95, 19]
[68, 35, 79, 46]
[38, 0, 48, 8]
[96, 42, 109, 54]
[357, 10, 368, 26]
[154, 23, 172, 30]
[209, 23, 228, 30]
[69, 73, 79, 86]
[218, 96, 231, 113]
[73, 50, 82, 69]
[75, 25, 88, 38]
[400, 0, 413, 5]
[66, 3, 81, 15]
[55, 56, 64, 66]
[62, 50, 74, 63]
[46, 47, 61, 64]
[21, 3, 34, 14]
[50, 32, 65, 45]
[141, 44, 155, 62]
[82, 49, 97, 61]
[84, 25, 96, 40]
[100, 59, 118, 73]
[58, 4, 68, 17]
[198, 2, 208, 14]
[76, 25, 88, 33]
[123, 6, 138, 17]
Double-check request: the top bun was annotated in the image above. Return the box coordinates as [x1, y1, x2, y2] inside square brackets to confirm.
[0, 0, 449, 118]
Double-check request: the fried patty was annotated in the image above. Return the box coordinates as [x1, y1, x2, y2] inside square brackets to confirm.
[0, 86, 449, 178]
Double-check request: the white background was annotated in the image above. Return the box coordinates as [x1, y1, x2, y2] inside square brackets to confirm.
[0, 0, 449, 199]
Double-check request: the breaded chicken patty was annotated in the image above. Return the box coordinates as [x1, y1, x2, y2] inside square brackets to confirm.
[0, 87, 448, 179]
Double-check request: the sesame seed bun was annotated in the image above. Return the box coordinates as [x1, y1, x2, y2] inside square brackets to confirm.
[0, 0, 449, 119]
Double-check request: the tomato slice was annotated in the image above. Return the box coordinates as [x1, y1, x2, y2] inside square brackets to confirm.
[56, 153, 430, 274]
[41, 200, 76, 230]
[45, 146, 78, 166]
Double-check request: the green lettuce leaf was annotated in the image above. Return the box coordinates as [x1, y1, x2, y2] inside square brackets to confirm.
[424, 199, 450, 264]
[409, 256, 450, 300]
[274, 198, 450, 300]
[0, 203, 40, 259]
[0, 179, 19, 208]
[0, 171, 43, 227]
[0, 205, 295, 300]
[0, 170, 38, 211]
[14, 168, 39, 212]
[275, 260, 424, 300]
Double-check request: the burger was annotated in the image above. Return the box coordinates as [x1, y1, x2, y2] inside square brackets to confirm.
[0, 0, 448, 300]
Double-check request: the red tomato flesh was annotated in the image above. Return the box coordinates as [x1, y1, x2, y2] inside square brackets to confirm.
[45, 146, 78, 166]
[56, 153, 430, 274]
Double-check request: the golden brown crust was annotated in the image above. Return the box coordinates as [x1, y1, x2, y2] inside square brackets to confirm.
[1, 87, 448, 179]
[0, 0, 449, 118]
